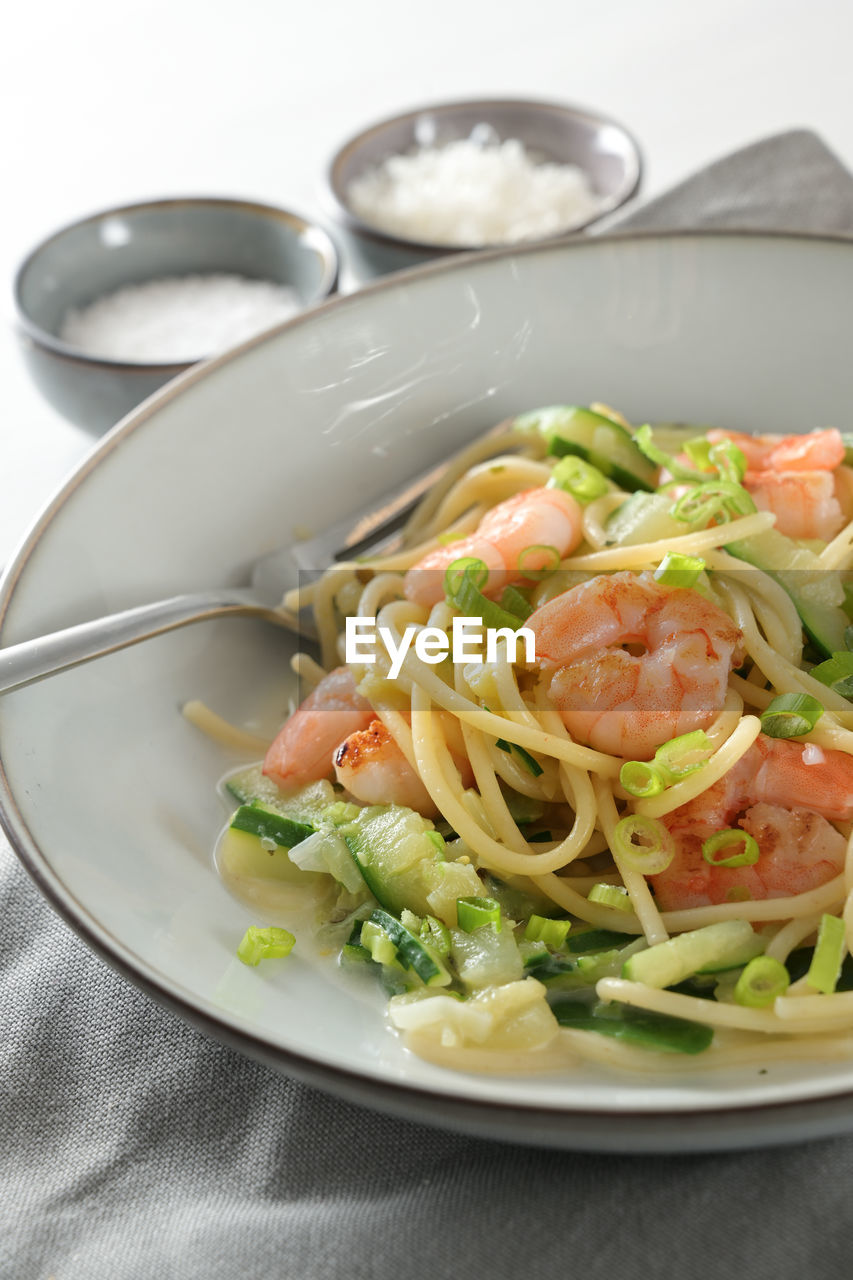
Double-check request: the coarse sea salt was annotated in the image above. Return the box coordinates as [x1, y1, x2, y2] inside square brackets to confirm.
[346, 134, 602, 248]
[59, 274, 302, 363]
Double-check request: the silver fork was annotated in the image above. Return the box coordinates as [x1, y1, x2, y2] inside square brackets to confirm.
[0, 428, 509, 695]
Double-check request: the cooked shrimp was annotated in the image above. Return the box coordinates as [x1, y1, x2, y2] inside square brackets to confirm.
[707, 427, 845, 473]
[527, 571, 744, 759]
[335, 715, 475, 817]
[650, 735, 853, 910]
[335, 719, 438, 816]
[745, 470, 846, 541]
[707, 427, 848, 540]
[404, 486, 583, 608]
[263, 666, 373, 790]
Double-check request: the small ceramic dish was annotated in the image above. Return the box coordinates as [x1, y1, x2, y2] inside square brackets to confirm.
[13, 196, 339, 434]
[325, 96, 641, 279]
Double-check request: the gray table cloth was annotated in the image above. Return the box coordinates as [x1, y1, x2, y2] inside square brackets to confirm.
[4, 130, 853, 1280]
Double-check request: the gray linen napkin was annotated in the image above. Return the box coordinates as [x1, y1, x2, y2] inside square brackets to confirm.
[4, 130, 853, 1280]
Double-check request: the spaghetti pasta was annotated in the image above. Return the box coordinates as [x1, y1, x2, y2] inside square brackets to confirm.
[213, 405, 853, 1073]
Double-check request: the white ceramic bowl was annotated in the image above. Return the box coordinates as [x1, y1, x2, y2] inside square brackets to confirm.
[3, 231, 853, 1153]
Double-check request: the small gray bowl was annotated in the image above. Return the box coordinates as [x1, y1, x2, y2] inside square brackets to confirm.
[325, 97, 642, 280]
[14, 197, 339, 434]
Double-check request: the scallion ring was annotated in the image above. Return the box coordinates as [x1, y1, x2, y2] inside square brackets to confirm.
[653, 552, 706, 590]
[654, 729, 713, 780]
[516, 544, 561, 580]
[619, 759, 667, 798]
[456, 896, 502, 932]
[760, 692, 824, 739]
[524, 914, 571, 947]
[443, 556, 489, 598]
[612, 814, 675, 875]
[588, 883, 632, 913]
[734, 956, 790, 1008]
[810, 652, 853, 700]
[701, 829, 760, 868]
[547, 455, 609, 503]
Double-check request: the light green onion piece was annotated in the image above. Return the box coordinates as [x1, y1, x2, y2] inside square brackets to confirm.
[807, 913, 846, 994]
[444, 556, 489, 596]
[612, 814, 676, 875]
[701, 829, 760, 868]
[653, 552, 706, 590]
[237, 925, 296, 967]
[420, 914, 451, 956]
[456, 896, 502, 932]
[734, 956, 790, 1007]
[547, 455, 609, 503]
[525, 914, 571, 947]
[708, 439, 747, 484]
[426, 830, 446, 859]
[445, 562, 527, 633]
[810, 652, 853, 700]
[500, 585, 533, 621]
[619, 759, 667, 798]
[670, 480, 756, 526]
[654, 729, 714, 780]
[517, 544, 561, 580]
[760, 692, 824, 739]
[683, 436, 714, 471]
[634, 424, 704, 482]
[588, 883, 632, 913]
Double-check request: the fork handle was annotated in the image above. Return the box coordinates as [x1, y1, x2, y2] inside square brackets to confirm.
[0, 590, 262, 695]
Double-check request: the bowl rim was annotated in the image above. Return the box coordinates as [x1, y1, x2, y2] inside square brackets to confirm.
[7, 227, 853, 1151]
[12, 194, 341, 373]
[324, 94, 643, 253]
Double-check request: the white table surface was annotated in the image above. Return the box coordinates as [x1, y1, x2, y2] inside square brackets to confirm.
[3, 0, 853, 563]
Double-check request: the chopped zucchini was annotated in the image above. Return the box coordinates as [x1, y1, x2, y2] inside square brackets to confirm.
[230, 802, 314, 849]
[216, 825, 323, 886]
[622, 920, 763, 989]
[367, 908, 452, 987]
[726, 527, 849, 657]
[513, 405, 657, 492]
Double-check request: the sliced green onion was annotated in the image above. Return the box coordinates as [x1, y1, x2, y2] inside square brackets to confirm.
[419, 914, 451, 956]
[517, 544, 561, 580]
[619, 759, 667, 798]
[612, 814, 676, 875]
[444, 556, 488, 596]
[237, 925, 296, 967]
[588, 883, 632, 913]
[653, 552, 706, 590]
[500, 585, 533, 621]
[670, 480, 756, 526]
[525, 914, 571, 947]
[426, 830, 446, 859]
[456, 896, 502, 932]
[495, 737, 544, 776]
[634, 424, 704, 482]
[654, 729, 713, 780]
[547, 455, 609, 503]
[760, 692, 824, 738]
[701, 829, 760, 868]
[683, 436, 714, 471]
[708, 439, 747, 484]
[810, 652, 853, 699]
[445, 564, 527, 632]
[734, 956, 790, 1007]
[807, 913, 846, 994]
